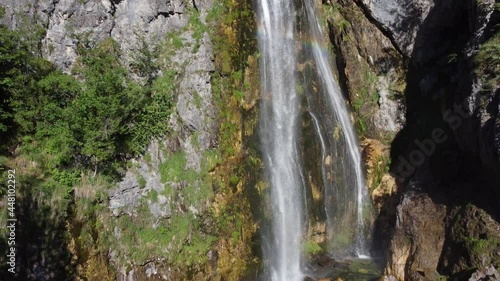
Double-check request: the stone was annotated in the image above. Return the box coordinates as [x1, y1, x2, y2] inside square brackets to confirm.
[385, 192, 447, 281]
[359, 0, 434, 56]
[372, 174, 398, 210]
[359, 0, 495, 63]
[0, 0, 189, 72]
[373, 76, 405, 133]
[439, 204, 500, 277]
[469, 265, 500, 281]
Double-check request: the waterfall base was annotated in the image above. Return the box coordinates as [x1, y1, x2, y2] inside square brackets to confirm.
[302, 255, 384, 281]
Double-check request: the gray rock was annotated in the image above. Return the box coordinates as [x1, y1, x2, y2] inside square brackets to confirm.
[144, 262, 158, 278]
[109, 142, 168, 217]
[469, 265, 500, 281]
[170, 31, 216, 171]
[108, 169, 143, 216]
[373, 76, 405, 132]
[148, 195, 171, 220]
[360, 0, 434, 56]
[359, 0, 494, 63]
[0, 0, 189, 72]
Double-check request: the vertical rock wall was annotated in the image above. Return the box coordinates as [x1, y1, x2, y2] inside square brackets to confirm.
[326, 0, 500, 280]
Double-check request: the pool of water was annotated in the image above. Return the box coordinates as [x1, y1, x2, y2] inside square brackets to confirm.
[303, 256, 384, 281]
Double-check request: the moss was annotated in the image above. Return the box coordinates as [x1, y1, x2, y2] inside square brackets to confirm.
[475, 30, 499, 90]
[144, 152, 152, 164]
[192, 91, 203, 109]
[449, 205, 500, 272]
[148, 189, 159, 203]
[324, 0, 406, 142]
[303, 240, 323, 255]
[137, 174, 146, 189]
[104, 203, 216, 268]
[167, 32, 184, 49]
[159, 151, 188, 183]
[191, 131, 201, 148]
[331, 232, 351, 249]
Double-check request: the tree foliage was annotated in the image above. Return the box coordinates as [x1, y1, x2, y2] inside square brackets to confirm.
[0, 21, 176, 173]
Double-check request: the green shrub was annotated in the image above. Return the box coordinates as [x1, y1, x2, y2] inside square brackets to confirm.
[137, 175, 146, 189]
[303, 240, 322, 255]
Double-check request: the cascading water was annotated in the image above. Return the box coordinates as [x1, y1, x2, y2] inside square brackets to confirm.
[257, 0, 373, 279]
[302, 0, 372, 257]
[257, 0, 305, 280]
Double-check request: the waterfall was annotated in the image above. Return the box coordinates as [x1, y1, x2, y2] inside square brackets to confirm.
[257, 0, 372, 279]
[302, 0, 372, 257]
[257, 0, 305, 280]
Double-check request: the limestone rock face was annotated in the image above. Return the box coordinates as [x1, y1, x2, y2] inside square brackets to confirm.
[359, 0, 434, 56]
[359, 0, 495, 63]
[468, 265, 500, 281]
[0, 0, 220, 279]
[373, 76, 405, 133]
[109, 140, 167, 218]
[328, 0, 406, 140]
[0, 0, 187, 72]
[339, 0, 499, 279]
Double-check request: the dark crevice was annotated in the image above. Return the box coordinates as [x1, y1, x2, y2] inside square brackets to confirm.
[350, 0, 406, 58]
[148, 11, 180, 24]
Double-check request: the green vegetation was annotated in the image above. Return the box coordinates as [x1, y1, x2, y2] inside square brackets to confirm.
[0, 0, 260, 278]
[323, 3, 350, 36]
[303, 240, 323, 255]
[0, 9, 179, 278]
[103, 147, 223, 267]
[108, 210, 216, 267]
[475, 30, 499, 90]
[1, 21, 177, 172]
[331, 232, 351, 249]
[137, 174, 146, 188]
[371, 153, 391, 191]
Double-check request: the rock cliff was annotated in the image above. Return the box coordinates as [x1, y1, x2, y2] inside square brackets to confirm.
[1, 0, 498, 280]
[327, 0, 499, 280]
[0, 0, 260, 280]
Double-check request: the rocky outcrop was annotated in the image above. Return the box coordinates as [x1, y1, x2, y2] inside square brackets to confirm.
[469, 266, 500, 281]
[359, 0, 433, 55]
[0, 0, 187, 72]
[440, 204, 500, 279]
[327, 0, 406, 140]
[0, 0, 256, 280]
[385, 192, 447, 281]
[329, 0, 499, 280]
